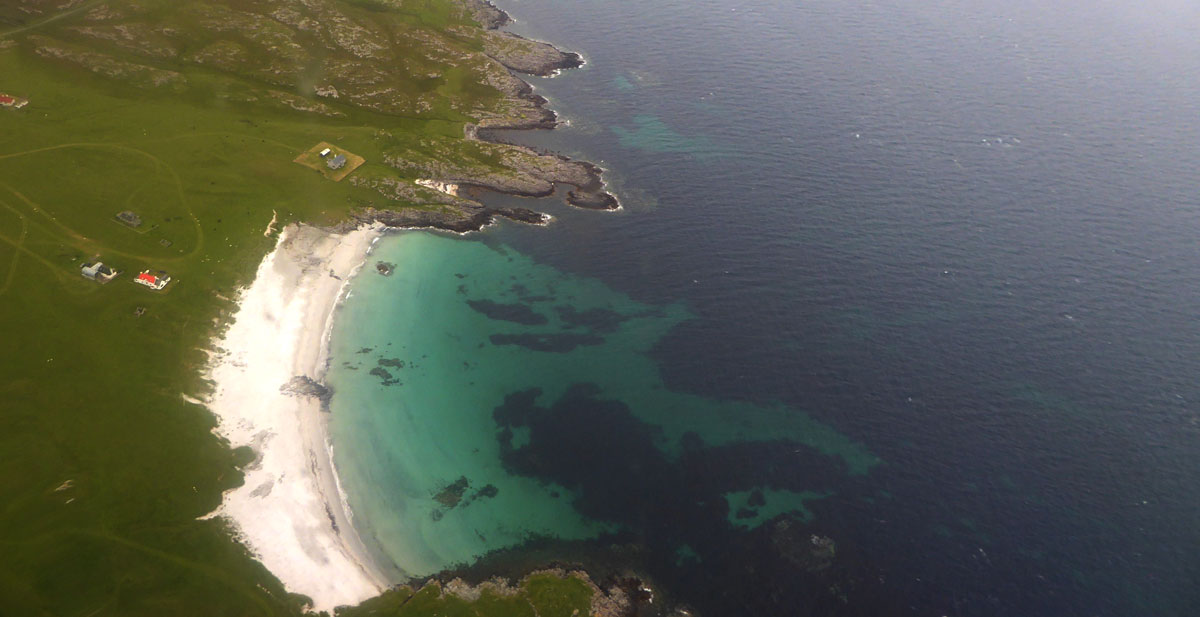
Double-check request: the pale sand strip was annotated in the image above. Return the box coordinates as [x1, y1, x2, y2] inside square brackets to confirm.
[203, 223, 388, 612]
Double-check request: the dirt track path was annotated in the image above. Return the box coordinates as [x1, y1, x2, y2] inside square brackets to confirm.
[0, 142, 205, 263]
[0, 199, 28, 296]
[0, 0, 108, 40]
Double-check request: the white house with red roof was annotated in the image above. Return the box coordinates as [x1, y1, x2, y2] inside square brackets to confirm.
[135, 270, 171, 291]
[0, 93, 28, 109]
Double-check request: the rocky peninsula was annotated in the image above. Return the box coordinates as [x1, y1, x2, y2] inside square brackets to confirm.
[352, 0, 622, 230]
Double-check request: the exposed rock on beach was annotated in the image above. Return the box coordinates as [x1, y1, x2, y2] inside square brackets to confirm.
[279, 375, 334, 410]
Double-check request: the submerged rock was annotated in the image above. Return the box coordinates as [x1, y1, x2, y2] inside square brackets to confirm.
[770, 519, 837, 573]
[489, 332, 605, 353]
[368, 367, 401, 387]
[467, 299, 548, 325]
[434, 476, 471, 508]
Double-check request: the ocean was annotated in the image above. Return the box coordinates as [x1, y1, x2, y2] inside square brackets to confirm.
[329, 0, 1200, 614]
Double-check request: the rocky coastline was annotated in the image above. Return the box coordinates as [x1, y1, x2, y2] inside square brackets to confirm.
[462, 0, 584, 77]
[411, 568, 658, 617]
[335, 204, 547, 235]
[351, 0, 619, 234]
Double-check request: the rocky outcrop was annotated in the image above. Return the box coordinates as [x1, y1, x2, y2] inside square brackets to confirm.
[481, 29, 582, 77]
[446, 1, 619, 209]
[435, 568, 639, 617]
[567, 189, 621, 211]
[279, 375, 333, 410]
[458, 0, 510, 30]
[770, 519, 838, 573]
[29, 34, 186, 90]
[388, 135, 620, 210]
[453, 2, 580, 127]
[460, 0, 581, 77]
[472, 74, 558, 130]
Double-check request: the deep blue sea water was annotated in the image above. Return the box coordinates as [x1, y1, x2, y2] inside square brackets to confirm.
[330, 0, 1200, 614]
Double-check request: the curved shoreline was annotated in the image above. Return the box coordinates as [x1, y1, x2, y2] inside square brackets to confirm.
[202, 2, 613, 610]
[203, 223, 389, 612]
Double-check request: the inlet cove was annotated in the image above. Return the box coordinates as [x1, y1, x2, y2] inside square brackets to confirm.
[326, 231, 878, 577]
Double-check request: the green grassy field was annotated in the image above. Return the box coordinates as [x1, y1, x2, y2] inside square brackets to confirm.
[0, 1, 595, 615]
[338, 574, 597, 617]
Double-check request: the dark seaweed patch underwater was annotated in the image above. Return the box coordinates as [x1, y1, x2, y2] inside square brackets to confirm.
[326, 0, 1200, 613]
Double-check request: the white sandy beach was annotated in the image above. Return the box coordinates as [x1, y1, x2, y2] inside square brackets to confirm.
[204, 223, 388, 612]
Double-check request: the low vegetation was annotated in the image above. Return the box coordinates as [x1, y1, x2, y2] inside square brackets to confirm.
[339, 573, 600, 617]
[0, 0, 598, 615]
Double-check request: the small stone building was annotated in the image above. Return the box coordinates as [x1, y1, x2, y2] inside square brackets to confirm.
[327, 154, 347, 170]
[116, 211, 142, 227]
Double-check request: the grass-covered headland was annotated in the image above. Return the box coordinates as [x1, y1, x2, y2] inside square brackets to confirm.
[0, 0, 623, 614]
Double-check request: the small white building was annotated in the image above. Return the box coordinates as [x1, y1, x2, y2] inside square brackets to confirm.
[81, 261, 118, 283]
[318, 147, 332, 158]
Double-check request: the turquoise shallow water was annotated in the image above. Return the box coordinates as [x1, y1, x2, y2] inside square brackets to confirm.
[323, 0, 1200, 612]
[327, 231, 877, 578]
